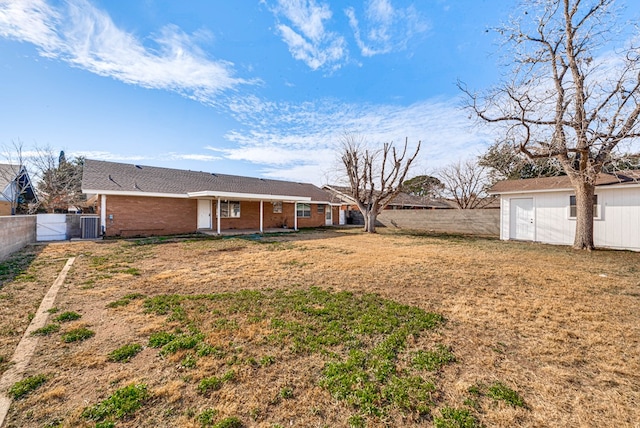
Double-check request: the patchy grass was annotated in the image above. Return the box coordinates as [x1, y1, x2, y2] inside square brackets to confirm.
[61, 327, 95, 343]
[434, 407, 479, 428]
[487, 382, 527, 409]
[2, 230, 640, 427]
[106, 292, 146, 308]
[53, 311, 81, 322]
[9, 374, 47, 399]
[108, 343, 143, 363]
[31, 324, 60, 336]
[81, 383, 148, 424]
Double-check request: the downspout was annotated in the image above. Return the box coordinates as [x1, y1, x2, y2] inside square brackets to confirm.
[216, 198, 221, 235]
[294, 202, 298, 231]
[100, 194, 107, 236]
[260, 200, 264, 233]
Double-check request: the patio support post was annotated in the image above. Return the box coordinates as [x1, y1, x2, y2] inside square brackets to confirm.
[294, 202, 298, 231]
[216, 198, 221, 234]
[100, 194, 107, 235]
[260, 200, 264, 233]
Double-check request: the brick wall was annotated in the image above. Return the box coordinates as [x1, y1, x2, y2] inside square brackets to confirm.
[377, 209, 500, 236]
[213, 201, 327, 230]
[101, 196, 329, 237]
[0, 215, 36, 260]
[102, 195, 197, 237]
[0, 201, 11, 216]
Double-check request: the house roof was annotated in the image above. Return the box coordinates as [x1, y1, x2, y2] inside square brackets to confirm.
[0, 163, 37, 202]
[81, 159, 333, 202]
[0, 163, 20, 191]
[488, 170, 640, 194]
[324, 185, 452, 209]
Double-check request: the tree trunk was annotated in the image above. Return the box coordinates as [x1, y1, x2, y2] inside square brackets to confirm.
[366, 210, 377, 233]
[572, 181, 595, 250]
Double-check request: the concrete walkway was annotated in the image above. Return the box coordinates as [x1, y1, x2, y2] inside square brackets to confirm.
[0, 257, 75, 427]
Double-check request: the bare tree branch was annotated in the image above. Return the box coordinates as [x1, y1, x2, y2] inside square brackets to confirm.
[340, 134, 421, 232]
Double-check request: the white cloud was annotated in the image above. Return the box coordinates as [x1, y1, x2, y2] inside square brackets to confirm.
[0, 0, 255, 105]
[167, 153, 221, 162]
[268, 0, 347, 70]
[346, 0, 429, 57]
[217, 96, 493, 184]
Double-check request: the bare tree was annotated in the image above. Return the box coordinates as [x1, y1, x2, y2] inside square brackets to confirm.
[438, 159, 492, 209]
[340, 134, 421, 233]
[460, 0, 640, 250]
[31, 147, 85, 213]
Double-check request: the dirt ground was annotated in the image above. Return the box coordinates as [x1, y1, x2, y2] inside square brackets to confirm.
[1, 228, 639, 427]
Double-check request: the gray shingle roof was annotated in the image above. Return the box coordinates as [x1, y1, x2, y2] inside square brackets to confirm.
[81, 159, 332, 202]
[488, 170, 640, 194]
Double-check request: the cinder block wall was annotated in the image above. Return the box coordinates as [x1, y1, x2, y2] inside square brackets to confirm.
[377, 209, 500, 236]
[0, 215, 36, 260]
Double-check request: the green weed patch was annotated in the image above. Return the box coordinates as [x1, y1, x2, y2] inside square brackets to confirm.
[54, 311, 81, 322]
[108, 344, 143, 362]
[82, 384, 148, 423]
[62, 327, 95, 343]
[143, 287, 447, 424]
[9, 374, 47, 399]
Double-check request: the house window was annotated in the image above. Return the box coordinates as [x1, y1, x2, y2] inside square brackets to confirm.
[220, 200, 240, 218]
[296, 203, 311, 218]
[272, 201, 282, 213]
[317, 205, 325, 214]
[569, 195, 599, 219]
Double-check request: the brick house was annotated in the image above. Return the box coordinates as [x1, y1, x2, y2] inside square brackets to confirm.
[81, 159, 340, 237]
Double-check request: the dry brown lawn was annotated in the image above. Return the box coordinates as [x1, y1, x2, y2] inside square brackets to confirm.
[1, 228, 639, 427]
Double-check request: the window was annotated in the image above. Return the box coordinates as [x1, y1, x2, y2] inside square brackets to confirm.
[220, 200, 240, 218]
[569, 195, 598, 219]
[272, 201, 282, 214]
[317, 205, 325, 214]
[296, 203, 311, 218]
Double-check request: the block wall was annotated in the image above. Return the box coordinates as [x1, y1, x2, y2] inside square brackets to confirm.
[377, 209, 500, 236]
[0, 215, 36, 260]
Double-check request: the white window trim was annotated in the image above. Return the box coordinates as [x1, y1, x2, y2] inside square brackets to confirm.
[568, 194, 601, 220]
[296, 202, 311, 218]
[220, 200, 241, 218]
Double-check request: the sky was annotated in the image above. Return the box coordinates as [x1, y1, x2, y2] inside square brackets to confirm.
[1, 0, 639, 186]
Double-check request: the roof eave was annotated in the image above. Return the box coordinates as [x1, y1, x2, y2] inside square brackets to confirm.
[187, 190, 312, 201]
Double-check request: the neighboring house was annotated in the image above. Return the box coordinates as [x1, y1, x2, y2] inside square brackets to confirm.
[81, 159, 340, 237]
[488, 171, 640, 251]
[323, 184, 452, 225]
[0, 163, 38, 216]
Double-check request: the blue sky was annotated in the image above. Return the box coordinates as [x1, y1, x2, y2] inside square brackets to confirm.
[1, 1, 638, 185]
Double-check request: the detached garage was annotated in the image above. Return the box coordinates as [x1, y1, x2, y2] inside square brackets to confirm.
[488, 171, 640, 251]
